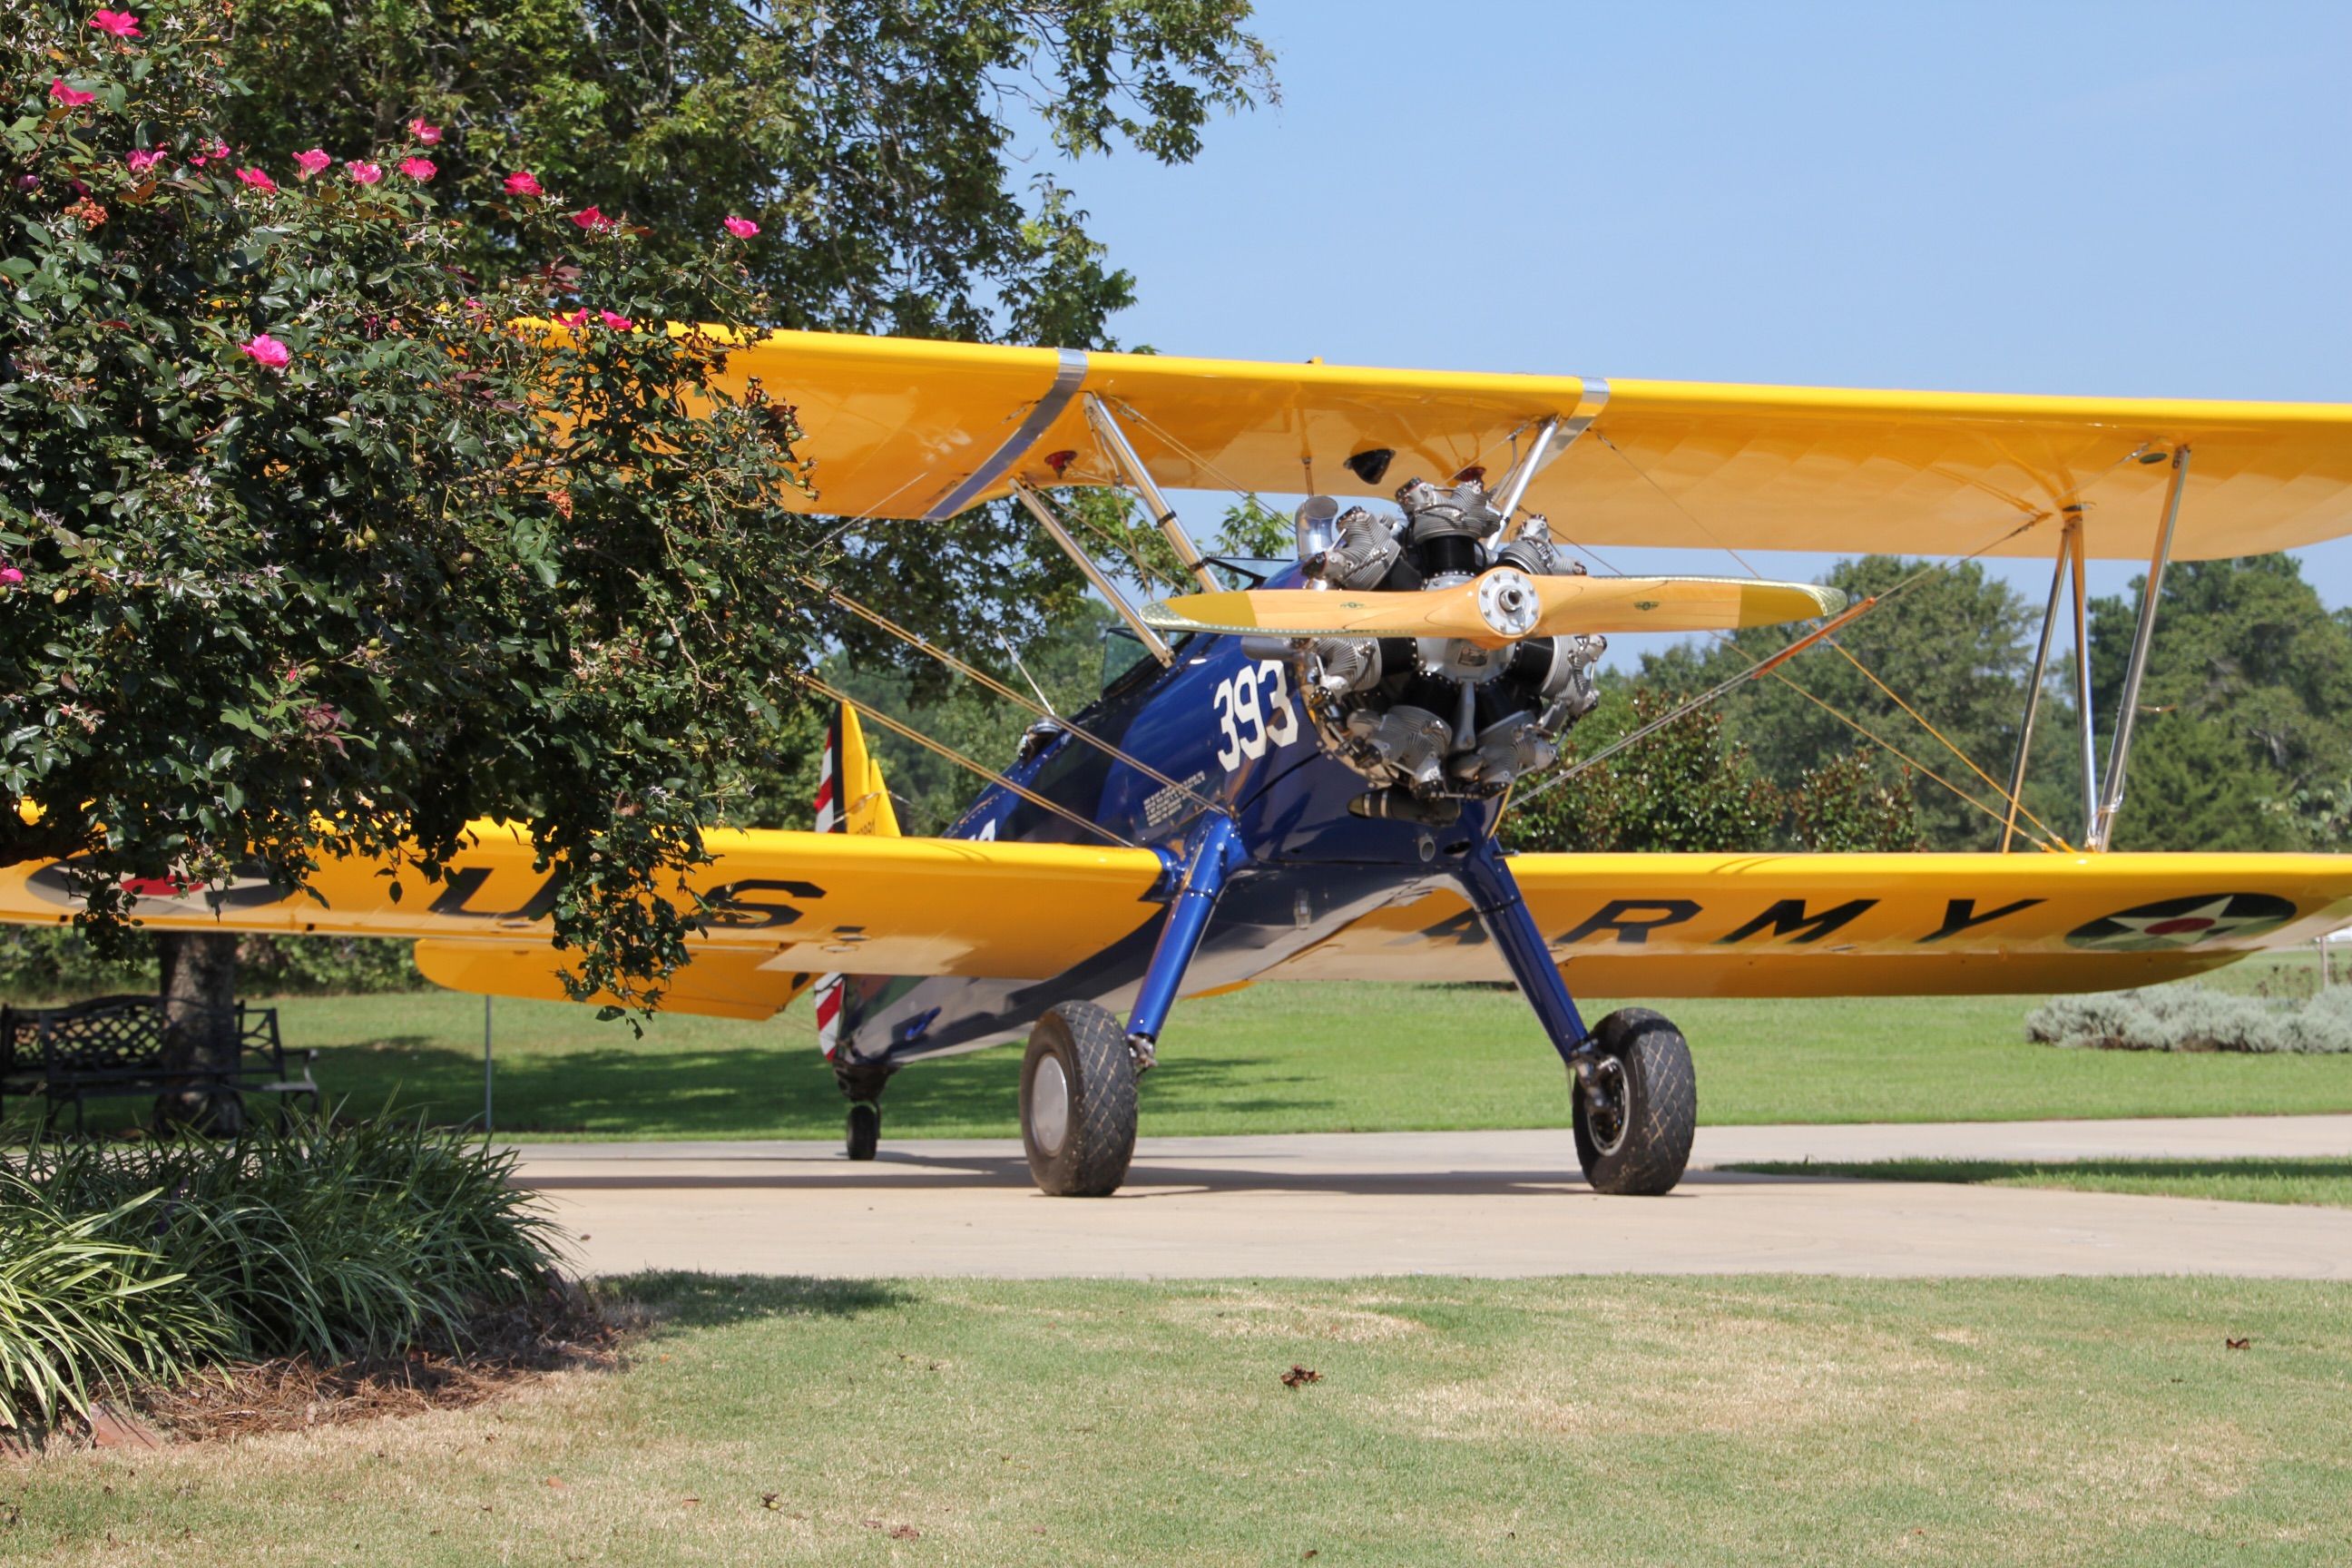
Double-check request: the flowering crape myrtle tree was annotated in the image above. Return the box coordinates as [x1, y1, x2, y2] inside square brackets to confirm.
[1, 1, 823, 1122]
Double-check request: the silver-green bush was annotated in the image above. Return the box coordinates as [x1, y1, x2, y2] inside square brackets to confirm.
[2025, 983, 2352, 1054]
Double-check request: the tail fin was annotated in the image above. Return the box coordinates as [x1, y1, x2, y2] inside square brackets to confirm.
[815, 703, 901, 839]
[814, 704, 897, 1059]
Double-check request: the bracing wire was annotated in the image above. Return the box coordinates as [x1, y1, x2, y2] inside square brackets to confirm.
[799, 574, 1223, 818]
[787, 670, 1139, 850]
[1507, 514, 2073, 850]
[1061, 391, 2111, 848]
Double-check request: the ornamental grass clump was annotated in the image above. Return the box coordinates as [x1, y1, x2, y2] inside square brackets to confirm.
[0, 1177, 220, 1429]
[0, 1116, 563, 1427]
[13, 1115, 562, 1364]
[2026, 982, 2352, 1054]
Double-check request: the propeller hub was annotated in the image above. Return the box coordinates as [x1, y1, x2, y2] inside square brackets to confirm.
[1476, 568, 1542, 639]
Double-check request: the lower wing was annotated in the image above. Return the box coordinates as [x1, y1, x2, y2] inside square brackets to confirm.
[1265, 851, 2352, 996]
[0, 825, 1169, 1019]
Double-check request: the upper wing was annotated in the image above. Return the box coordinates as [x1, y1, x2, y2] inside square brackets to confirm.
[0, 825, 1168, 1020]
[1262, 851, 2352, 997]
[714, 328, 2352, 561]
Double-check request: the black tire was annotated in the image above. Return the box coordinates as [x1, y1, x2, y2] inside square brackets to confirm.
[1572, 1007, 1697, 1196]
[845, 1100, 880, 1161]
[1020, 1002, 1138, 1197]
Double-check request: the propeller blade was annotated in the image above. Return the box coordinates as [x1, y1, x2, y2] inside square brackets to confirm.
[1141, 573, 1847, 642]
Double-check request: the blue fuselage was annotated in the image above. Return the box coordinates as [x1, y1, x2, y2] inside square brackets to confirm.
[838, 573, 1504, 1066]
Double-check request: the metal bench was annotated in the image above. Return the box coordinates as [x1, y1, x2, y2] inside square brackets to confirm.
[0, 995, 319, 1134]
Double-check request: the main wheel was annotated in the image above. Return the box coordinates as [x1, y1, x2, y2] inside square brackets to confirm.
[845, 1100, 880, 1161]
[1572, 1007, 1697, 1196]
[1020, 1001, 1138, 1197]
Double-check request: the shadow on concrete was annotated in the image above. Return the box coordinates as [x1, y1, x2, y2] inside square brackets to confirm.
[519, 1151, 1794, 1200]
[311, 1039, 1322, 1139]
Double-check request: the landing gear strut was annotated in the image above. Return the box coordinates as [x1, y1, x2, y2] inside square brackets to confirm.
[1014, 817, 1243, 1198]
[1455, 834, 1697, 1195]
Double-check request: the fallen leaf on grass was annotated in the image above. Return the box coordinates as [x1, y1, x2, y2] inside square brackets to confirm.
[2226, 1338, 2251, 1350]
[680, 1497, 701, 1507]
[1280, 1365, 1322, 1388]
[544, 1477, 568, 1492]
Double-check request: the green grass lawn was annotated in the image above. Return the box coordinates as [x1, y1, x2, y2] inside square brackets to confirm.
[10, 1273, 2351, 1566]
[160, 953, 2352, 1141]
[1730, 1156, 2352, 1209]
[18, 955, 2349, 1142]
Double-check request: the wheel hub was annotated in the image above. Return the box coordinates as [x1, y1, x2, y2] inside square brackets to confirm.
[1030, 1054, 1071, 1155]
[1583, 1056, 1629, 1156]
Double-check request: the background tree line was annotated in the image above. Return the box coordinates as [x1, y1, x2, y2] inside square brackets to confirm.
[1516, 552, 2352, 856]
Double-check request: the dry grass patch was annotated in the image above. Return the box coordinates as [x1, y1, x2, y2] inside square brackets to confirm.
[2, 1276, 2348, 1567]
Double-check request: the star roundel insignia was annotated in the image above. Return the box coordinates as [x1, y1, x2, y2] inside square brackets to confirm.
[24, 859, 293, 915]
[2065, 892, 2298, 953]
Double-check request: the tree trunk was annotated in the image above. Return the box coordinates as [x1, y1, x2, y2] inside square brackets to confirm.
[155, 930, 245, 1134]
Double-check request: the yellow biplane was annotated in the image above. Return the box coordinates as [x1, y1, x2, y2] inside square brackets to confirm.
[10, 331, 2352, 1196]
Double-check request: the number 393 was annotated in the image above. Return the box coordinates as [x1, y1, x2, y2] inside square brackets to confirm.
[1212, 660, 1299, 770]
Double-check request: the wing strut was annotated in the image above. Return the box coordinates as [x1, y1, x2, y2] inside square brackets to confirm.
[2091, 446, 2192, 850]
[1085, 394, 1223, 593]
[2069, 509, 2099, 844]
[2000, 510, 2073, 852]
[1010, 480, 1175, 666]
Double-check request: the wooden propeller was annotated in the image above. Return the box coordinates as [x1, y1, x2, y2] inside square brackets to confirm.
[1140, 570, 1847, 645]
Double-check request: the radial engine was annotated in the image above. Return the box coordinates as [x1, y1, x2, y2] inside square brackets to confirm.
[1265, 477, 1605, 823]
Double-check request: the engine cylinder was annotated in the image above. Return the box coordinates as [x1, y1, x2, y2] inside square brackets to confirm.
[1290, 475, 1602, 804]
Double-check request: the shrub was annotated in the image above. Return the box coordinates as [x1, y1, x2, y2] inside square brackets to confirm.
[0, 1179, 220, 1429]
[2025, 983, 2352, 1054]
[0, 1115, 561, 1423]
[2, 0, 819, 1013]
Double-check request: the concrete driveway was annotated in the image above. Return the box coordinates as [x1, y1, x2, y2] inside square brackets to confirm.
[509, 1114, 2352, 1280]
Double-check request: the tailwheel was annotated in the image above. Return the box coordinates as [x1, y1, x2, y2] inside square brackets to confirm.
[1572, 1007, 1697, 1196]
[1020, 1001, 1138, 1197]
[845, 1100, 881, 1161]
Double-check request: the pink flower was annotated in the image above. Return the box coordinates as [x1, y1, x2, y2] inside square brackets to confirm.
[49, 78, 96, 107]
[187, 137, 227, 167]
[570, 205, 612, 231]
[0, 566, 24, 587]
[239, 332, 290, 370]
[125, 148, 165, 174]
[503, 170, 543, 197]
[235, 166, 277, 193]
[556, 309, 589, 328]
[598, 309, 633, 331]
[346, 161, 382, 185]
[89, 9, 141, 36]
[407, 116, 442, 145]
[293, 148, 331, 180]
[722, 215, 759, 240]
[397, 156, 436, 181]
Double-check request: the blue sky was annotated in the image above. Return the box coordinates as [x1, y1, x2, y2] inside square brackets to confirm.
[1061, 0, 2352, 661]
